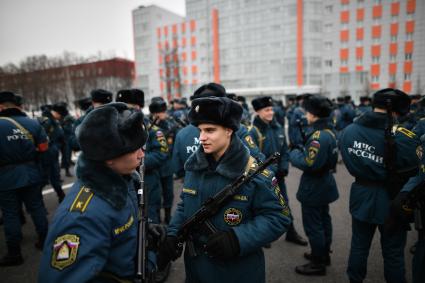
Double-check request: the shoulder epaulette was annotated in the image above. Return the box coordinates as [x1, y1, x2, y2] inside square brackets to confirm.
[396, 126, 416, 139]
[312, 130, 321, 140]
[245, 156, 272, 179]
[70, 186, 94, 213]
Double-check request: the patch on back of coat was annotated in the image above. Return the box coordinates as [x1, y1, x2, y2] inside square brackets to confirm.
[224, 208, 243, 226]
[51, 234, 80, 270]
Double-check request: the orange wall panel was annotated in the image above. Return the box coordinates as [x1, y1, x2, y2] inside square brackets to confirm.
[341, 11, 349, 23]
[163, 26, 168, 36]
[406, 21, 415, 33]
[356, 47, 363, 58]
[371, 64, 380, 76]
[341, 0, 349, 4]
[181, 23, 186, 33]
[371, 83, 380, 90]
[190, 20, 196, 32]
[372, 5, 383, 18]
[372, 25, 382, 38]
[356, 28, 364, 40]
[371, 45, 381, 57]
[340, 30, 349, 41]
[391, 2, 400, 15]
[181, 52, 187, 61]
[404, 61, 413, 74]
[212, 9, 220, 83]
[340, 48, 349, 60]
[191, 65, 197, 74]
[182, 37, 186, 47]
[389, 63, 397, 75]
[191, 36, 196, 46]
[404, 81, 412, 93]
[356, 65, 363, 72]
[191, 51, 197, 60]
[157, 28, 161, 38]
[390, 23, 399, 36]
[407, 0, 416, 14]
[356, 8, 364, 21]
[172, 24, 177, 34]
[340, 66, 349, 73]
[389, 43, 398, 55]
[405, 41, 414, 53]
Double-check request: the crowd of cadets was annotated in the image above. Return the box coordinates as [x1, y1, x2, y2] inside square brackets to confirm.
[0, 84, 424, 283]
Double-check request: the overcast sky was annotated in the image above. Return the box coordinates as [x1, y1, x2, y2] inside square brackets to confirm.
[0, 0, 185, 66]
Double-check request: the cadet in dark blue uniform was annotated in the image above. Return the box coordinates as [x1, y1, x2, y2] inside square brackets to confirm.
[289, 95, 339, 275]
[288, 94, 311, 146]
[0, 91, 49, 266]
[413, 97, 425, 137]
[39, 102, 166, 282]
[249, 96, 307, 246]
[51, 103, 75, 177]
[385, 132, 425, 283]
[70, 89, 112, 151]
[273, 99, 286, 129]
[171, 83, 226, 178]
[334, 97, 356, 132]
[159, 96, 291, 283]
[339, 88, 420, 283]
[236, 95, 251, 126]
[117, 89, 168, 223]
[356, 96, 372, 116]
[38, 104, 66, 202]
[149, 98, 177, 224]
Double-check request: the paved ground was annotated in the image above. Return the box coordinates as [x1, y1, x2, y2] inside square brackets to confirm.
[0, 163, 417, 282]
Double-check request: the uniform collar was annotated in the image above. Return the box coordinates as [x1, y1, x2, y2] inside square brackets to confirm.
[253, 115, 278, 130]
[184, 135, 250, 179]
[355, 111, 388, 129]
[0, 108, 26, 117]
[311, 117, 333, 130]
[76, 154, 136, 210]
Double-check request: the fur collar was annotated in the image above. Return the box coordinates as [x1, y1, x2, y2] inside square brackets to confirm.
[76, 154, 137, 210]
[253, 115, 279, 131]
[184, 135, 250, 179]
[355, 111, 387, 130]
[0, 108, 26, 117]
[311, 117, 333, 131]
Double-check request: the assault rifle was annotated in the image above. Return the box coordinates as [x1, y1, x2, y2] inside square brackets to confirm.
[158, 152, 280, 268]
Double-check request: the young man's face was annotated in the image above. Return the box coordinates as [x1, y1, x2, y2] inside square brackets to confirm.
[198, 123, 232, 156]
[153, 112, 168, 121]
[257, 106, 274, 122]
[106, 148, 144, 175]
[306, 111, 318, 125]
[51, 110, 61, 120]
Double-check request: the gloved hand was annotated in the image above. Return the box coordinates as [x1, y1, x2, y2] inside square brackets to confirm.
[204, 230, 240, 260]
[157, 236, 182, 270]
[147, 223, 167, 249]
[275, 170, 288, 181]
[384, 192, 412, 234]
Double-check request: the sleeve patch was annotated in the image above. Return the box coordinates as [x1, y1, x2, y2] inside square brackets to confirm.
[416, 146, 423, 160]
[244, 135, 256, 148]
[70, 186, 94, 213]
[114, 215, 134, 235]
[310, 140, 320, 149]
[305, 146, 319, 166]
[273, 185, 290, 216]
[312, 130, 321, 140]
[51, 234, 80, 270]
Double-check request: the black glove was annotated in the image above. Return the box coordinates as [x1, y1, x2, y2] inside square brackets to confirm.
[157, 236, 182, 270]
[384, 192, 412, 234]
[204, 230, 240, 260]
[275, 170, 288, 181]
[147, 223, 167, 249]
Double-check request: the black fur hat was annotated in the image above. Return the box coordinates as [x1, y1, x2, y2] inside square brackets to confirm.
[359, 96, 371, 103]
[116, 89, 145, 107]
[226, 93, 238, 101]
[190, 83, 226, 100]
[76, 102, 147, 161]
[302, 95, 334, 118]
[189, 97, 242, 131]
[14, 95, 23, 106]
[91, 89, 112, 104]
[372, 88, 411, 115]
[51, 102, 69, 117]
[252, 96, 273, 111]
[0, 91, 16, 104]
[76, 97, 92, 111]
[149, 100, 167, 113]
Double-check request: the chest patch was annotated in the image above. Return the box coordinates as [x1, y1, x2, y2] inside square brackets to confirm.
[224, 208, 243, 226]
[114, 215, 134, 235]
[416, 146, 423, 160]
[182, 188, 197, 195]
[51, 234, 80, 270]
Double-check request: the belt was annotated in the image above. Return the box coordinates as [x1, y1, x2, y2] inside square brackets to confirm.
[355, 178, 386, 187]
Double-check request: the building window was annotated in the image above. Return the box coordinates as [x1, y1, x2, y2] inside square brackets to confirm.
[406, 33, 414, 41]
[325, 5, 333, 14]
[373, 18, 381, 25]
[391, 35, 397, 42]
[325, 60, 333, 67]
[404, 73, 411, 81]
[356, 57, 363, 65]
[357, 0, 364, 7]
[324, 41, 333, 50]
[324, 23, 333, 32]
[372, 37, 381, 44]
[406, 13, 414, 21]
[357, 20, 364, 27]
[405, 53, 413, 60]
[372, 56, 380, 64]
[371, 75, 379, 83]
[341, 41, 349, 48]
[356, 39, 363, 46]
[389, 74, 396, 82]
[341, 3, 349, 11]
[390, 55, 397, 62]
[341, 23, 349, 30]
[374, 0, 382, 4]
[340, 73, 350, 85]
[341, 59, 348, 66]
[391, 14, 398, 23]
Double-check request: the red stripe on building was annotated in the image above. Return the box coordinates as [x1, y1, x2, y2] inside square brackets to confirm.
[212, 9, 220, 83]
